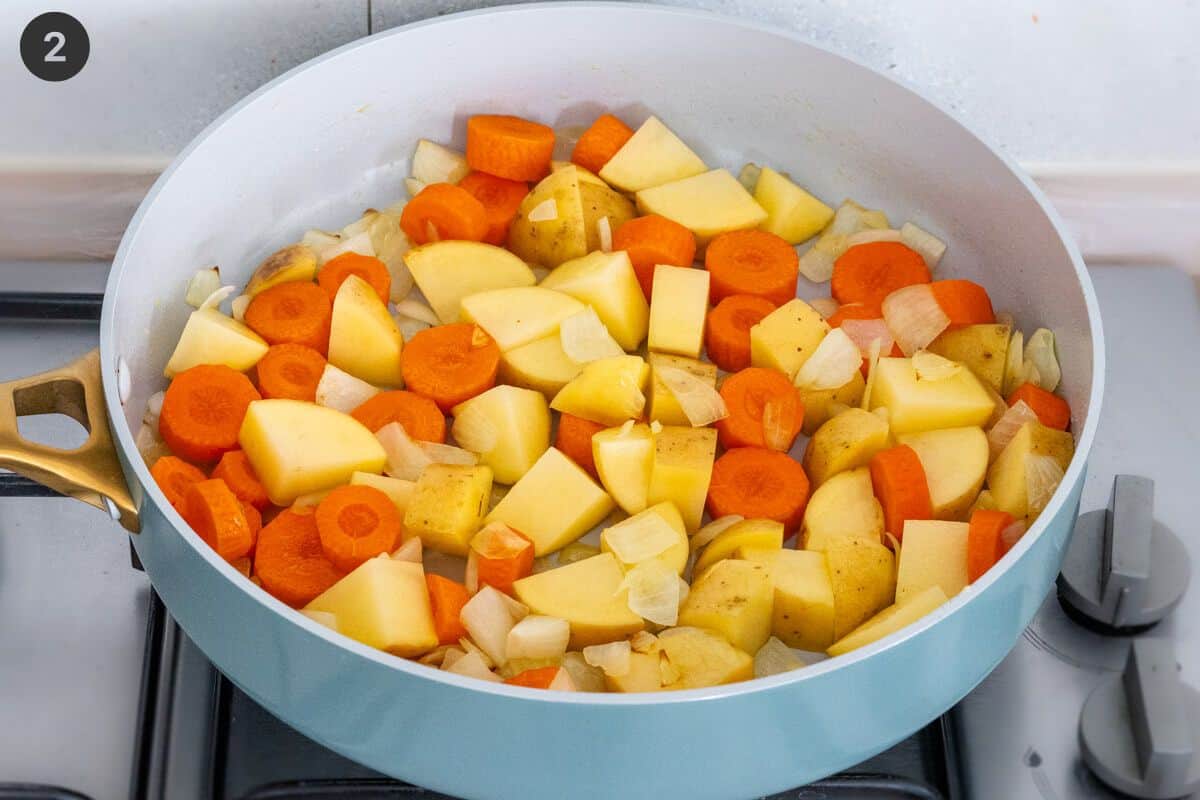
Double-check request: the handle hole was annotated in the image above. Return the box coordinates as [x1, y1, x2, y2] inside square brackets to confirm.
[12, 379, 92, 450]
[16, 412, 90, 450]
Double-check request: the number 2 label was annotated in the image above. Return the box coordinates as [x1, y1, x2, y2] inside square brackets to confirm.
[43, 31, 66, 62]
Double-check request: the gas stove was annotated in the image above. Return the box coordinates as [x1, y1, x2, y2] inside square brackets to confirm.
[0, 263, 1196, 800]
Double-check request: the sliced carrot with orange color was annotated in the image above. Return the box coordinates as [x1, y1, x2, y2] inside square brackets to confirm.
[612, 214, 697, 299]
[570, 114, 634, 174]
[254, 507, 345, 607]
[242, 502, 263, 548]
[243, 280, 333, 353]
[458, 171, 528, 246]
[158, 364, 262, 463]
[150, 455, 207, 513]
[505, 666, 562, 689]
[967, 509, 1014, 582]
[716, 367, 804, 452]
[706, 447, 811, 533]
[468, 522, 534, 596]
[705, 294, 776, 373]
[426, 573, 470, 645]
[314, 484, 402, 572]
[1007, 382, 1071, 431]
[831, 241, 931, 306]
[826, 301, 881, 327]
[930, 279, 995, 328]
[255, 343, 326, 402]
[182, 478, 255, 562]
[317, 252, 391, 304]
[211, 450, 271, 509]
[400, 183, 489, 245]
[869, 445, 933, 540]
[350, 390, 446, 441]
[400, 323, 500, 412]
[705, 229, 799, 307]
[554, 413, 604, 479]
[466, 114, 555, 182]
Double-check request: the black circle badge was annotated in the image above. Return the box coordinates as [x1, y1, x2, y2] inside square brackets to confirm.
[21, 12, 89, 82]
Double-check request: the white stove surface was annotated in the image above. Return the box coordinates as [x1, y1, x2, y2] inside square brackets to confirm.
[0, 264, 1196, 800]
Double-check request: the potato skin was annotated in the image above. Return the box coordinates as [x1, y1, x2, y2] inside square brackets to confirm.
[927, 324, 1011, 392]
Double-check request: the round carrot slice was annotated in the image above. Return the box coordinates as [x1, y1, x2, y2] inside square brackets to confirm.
[243, 280, 332, 353]
[182, 478, 255, 562]
[466, 114, 555, 182]
[400, 323, 500, 412]
[158, 364, 261, 463]
[706, 447, 811, 532]
[715, 368, 804, 451]
[831, 241, 931, 306]
[350, 390, 446, 441]
[705, 294, 776, 373]
[458, 171, 528, 246]
[400, 182, 489, 245]
[255, 343, 326, 402]
[317, 252, 391, 304]
[571, 114, 634, 175]
[314, 484, 401, 572]
[211, 449, 271, 509]
[612, 214, 696, 300]
[150, 455, 207, 513]
[254, 508, 345, 607]
[705, 229, 799, 307]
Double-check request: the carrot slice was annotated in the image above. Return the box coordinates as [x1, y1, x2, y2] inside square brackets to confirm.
[705, 229, 799, 307]
[400, 183, 489, 245]
[1007, 382, 1071, 431]
[705, 295, 776, 373]
[182, 478, 255, 562]
[468, 522, 534, 596]
[350, 390, 446, 441]
[831, 241, 931, 306]
[706, 447, 811, 532]
[458, 171, 529, 246]
[930, 279, 995, 328]
[242, 501, 263, 546]
[716, 368, 804, 452]
[314, 484, 402, 572]
[150, 455, 207, 513]
[554, 413, 604, 480]
[426, 573, 471, 645]
[317, 252, 391, 304]
[254, 508, 345, 607]
[869, 445, 933, 540]
[826, 301, 880, 327]
[211, 449, 271, 510]
[570, 114, 634, 175]
[612, 214, 697, 300]
[505, 666, 561, 689]
[465, 114, 555, 182]
[255, 343, 326, 402]
[400, 323, 500, 412]
[967, 508, 1014, 582]
[159, 364, 262, 463]
[243, 280, 333, 353]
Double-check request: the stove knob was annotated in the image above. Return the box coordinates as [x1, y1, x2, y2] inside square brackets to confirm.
[1079, 638, 1200, 799]
[1058, 475, 1191, 634]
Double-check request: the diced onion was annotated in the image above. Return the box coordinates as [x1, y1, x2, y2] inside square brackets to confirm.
[882, 284, 950, 356]
[737, 163, 762, 193]
[558, 542, 600, 566]
[841, 318, 894, 359]
[231, 294, 251, 322]
[795, 328, 862, 391]
[377, 422, 432, 481]
[597, 216, 613, 253]
[1002, 329, 1026, 396]
[561, 651, 607, 692]
[1024, 328, 1061, 392]
[528, 199, 558, 223]
[690, 515, 744, 552]
[144, 390, 165, 425]
[845, 228, 902, 248]
[659, 652, 682, 686]
[300, 609, 339, 632]
[395, 298, 439, 326]
[419, 441, 478, 467]
[315, 364, 380, 414]
[451, 402, 499, 454]
[460, 586, 516, 666]
[899, 222, 947, 267]
[320, 230, 375, 264]
[499, 592, 530, 623]
[560, 308, 624, 363]
[348, 210, 413, 302]
[754, 636, 805, 678]
[912, 350, 963, 381]
[657, 366, 728, 426]
[762, 395, 797, 452]
[439, 647, 467, 671]
[547, 667, 578, 691]
[629, 631, 659, 653]
[418, 644, 460, 667]
[860, 338, 883, 411]
[404, 177, 426, 198]
[829, 200, 890, 236]
[988, 400, 1037, 460]
[1000, 518, 1028, 552]
[605, 513, 680, 565]
[506, 615, 571, 661]
[809, 297, 840, 319]
[185, 267, 222, 308]
[393, 312, 432, 342]
[1025, 454, 1065, 519]
[458, 637, 494, 668]
[583, 640, 632, 677]
[444, 650, 502, 682]
[136, 424, 169, 465]
[411, 139, 470, 185]
[621, 560, 681, 626]
[390, 537, 423, 563]
[199, 285, 236, 312]
[799, 239, 839, 283]
[301, 229, 340, 260]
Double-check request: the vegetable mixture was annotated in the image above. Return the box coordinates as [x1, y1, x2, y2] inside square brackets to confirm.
[141, 111, 1074, 692]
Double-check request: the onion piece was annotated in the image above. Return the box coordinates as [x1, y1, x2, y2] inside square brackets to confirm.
[547, 667, 578, 691]
[657, 366, 729, 426]
[582, 640, 632, 677]
[528, 199, 558, 223]
[135, 422, 169, 465]
[199, 285, 236, 312]
[1024, 328, 1061, 392]
[395, 298, 439, 327]
[301, 229, 340, 260]
[988, 400, 1038, 460]
[315, 364, 380, 414]
[605, 513, 680, 565]
[411, 139, 470, 185]
[404, 177, 426, 198]
[841, 318, 894, 359]
[629, 630, 659, 653]
[829, 200, 890, 236]
[185, 267, 222, 308]
[560, 308, 624, 363]
[506, 615, 570, 661]
[231, 294, 251, 322]
[899, 222, 947, 267]
[438, 647, 467, 671]
[798, 239, 839, 283]
[882, 284, 951, 356]
[498, 592, 530, 623]
[809, 296, 840, 319]
[737, 163, 762, 193]
[450, 403, 499, 454]
[1000, 518, 1028, 552]
[460, 586, 516, 666]
[444, 650, 502, 682]
[348, 210, 413, 302]
[418, 441, 478, 467]
[912, 350, 963, 381]
[795, 329, 861, 391]
[418, 644, 460, 667]
[144, 390, 165, 425]
[300, 609, 339, 632]
[1025, 454, 1065, 519]
[561, 651, 606, 692]
[860, 338, 884, 411]
[597, 216, 613, 253]
[557, 542, 600, 566]
[690, 515, 744, 552]
[390, 537, 423, 563]
[761, 394, 798, 452]
[376, 422, 432, 481]
[620, 560, 681, 626]
[754, 636, 805, 678]
[845, 228, 902, 248]
[320, 230, 375, 264]
[1002, 329, 1026, 396]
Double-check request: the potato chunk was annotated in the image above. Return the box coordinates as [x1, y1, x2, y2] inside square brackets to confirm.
[513, 553, 643, 648]
[750, 298, 830, 380]
[498, 335, 583, 398]
[551, 355, 648, 427]
[165, 308, 268, 377]
[799, 371, 866, 436]
[460, 287, 585, 352]
[822, 537, 896, 639]
[647, 266, 710, 358]
[636, 169, 767, 244]
[539, 250, 648, 351]
[679, 559, 774, 654]
[896, 427, 988, 520]
[405, 241, 536, 324]
[647, 426, 718, 532]
[986, 421, 1075, 518]
[646, 353, 718, 426]
[328, 274, 403, 387]
[592, 423, 654, 514]
[402, 464, 494, 556]
[800, 467, 884, 551]
[451, 385, 551, 485]
[927, 324, 1011, 393]
[869, 357, 995, 434]
[598, 116, 707, 193]
[754, 166, 834, 244]
[305, 558, 437, 657]
[657, 627, 754, 689]
[827, 584, 949, 657]
[507, 167, 587, 267]
[742, 548, 836, 651]
[895, 520, 970, 604]
[802, 408, 890, 487]
[694, 518, 784, 575]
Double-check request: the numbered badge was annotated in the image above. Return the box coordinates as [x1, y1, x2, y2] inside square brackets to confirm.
[21, 12, 89, 82]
